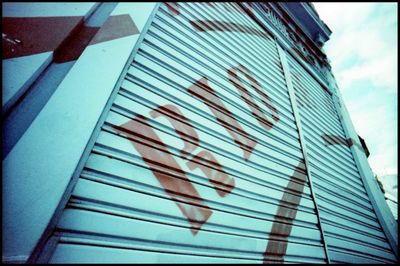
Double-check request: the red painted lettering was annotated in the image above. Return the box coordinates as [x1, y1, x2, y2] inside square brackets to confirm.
[322, 134, 363, 151]
[263, 162, 307, 263]
[187, 150, 235, 197]
[187, 77, 257, 160]
[190, 20, 271, 40]
[151, 104, 236, 197]
[150, 104, 199, 159]
[164, 2, 180, 16]
[113, 115, 212, 235]
[228, 64, 279, 131]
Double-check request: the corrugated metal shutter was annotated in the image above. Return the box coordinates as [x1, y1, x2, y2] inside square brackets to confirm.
[285, 51, 397, 263]
[41, 2, 328, 264]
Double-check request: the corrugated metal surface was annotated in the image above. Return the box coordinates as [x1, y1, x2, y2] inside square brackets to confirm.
[386, 197, 398, 221]
[41, 2, 328, 263]
[285, 51, 397, 263]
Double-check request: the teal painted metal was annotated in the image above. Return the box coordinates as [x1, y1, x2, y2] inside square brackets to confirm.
[41, 2, 326, 263]
[4, 2, 396, 264]
[285, 50, 397, 263]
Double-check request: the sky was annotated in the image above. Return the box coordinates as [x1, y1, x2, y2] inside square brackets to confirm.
[313, 3, 398, 178]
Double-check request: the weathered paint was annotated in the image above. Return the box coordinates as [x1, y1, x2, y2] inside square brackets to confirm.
[2, 16, 84, 59]
[31, 3, 326, 263]
[4, 2, 396, 264]
[113, 115, 213, 235]
[3, 14, 139, 63]
[190, 20, 270, 39]
[2, 3, 98, 113]
[3, 3, 158, 262]
[321, 133, 363, 150]
[263, 162, 307, 263]
[227, 64, 280, 130]
[187, 77, 258, 160]
[89, 14, 139, 45]
[286, 48, 398, 262]
[150, 104, 200, 159]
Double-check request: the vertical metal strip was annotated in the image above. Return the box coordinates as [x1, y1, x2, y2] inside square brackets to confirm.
[331, 91, 399, 258]
[277, 43, 331, 263]
[27, 3, 162, 263]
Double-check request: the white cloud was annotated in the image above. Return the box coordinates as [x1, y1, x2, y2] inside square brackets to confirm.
[314, 3, 376, 31]
[337, 55, 397, 91]
[316, 3, 398, 93]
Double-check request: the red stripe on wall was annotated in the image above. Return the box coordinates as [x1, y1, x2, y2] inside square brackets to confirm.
[113, 115, 213, 235]
[227, 64, 280, 131]
[187, 150, 235, 197]
[263, 162, 307, 263]
[54, 25, 99, 63]
[190, 20, 270, 39]
[89, 14, 139, 45]
[187, 77, 258, 160]
[150, 104, 200, 160]
[322, 134, 349, 146]
[151, 104, 236, 198]
[2, 16, 83, 59]
[3, 14, 139, 63]
[322, 134, 364, 154]
[164, 2, 180, 16]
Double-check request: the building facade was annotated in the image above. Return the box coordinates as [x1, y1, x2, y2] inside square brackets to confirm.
[3, 2, 398, 263]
